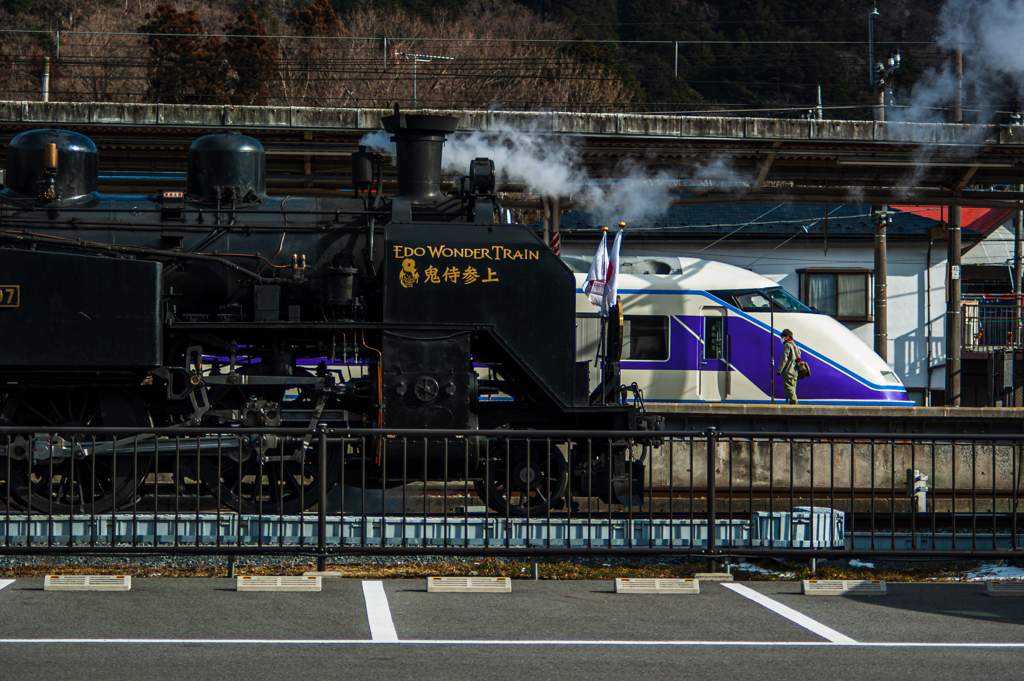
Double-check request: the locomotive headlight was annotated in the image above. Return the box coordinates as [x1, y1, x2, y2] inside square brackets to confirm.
[881, 370, 903, 385]
[469, 157, 495, 195]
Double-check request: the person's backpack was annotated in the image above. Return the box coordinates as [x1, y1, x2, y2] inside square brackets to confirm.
[793, 344, 811, 379]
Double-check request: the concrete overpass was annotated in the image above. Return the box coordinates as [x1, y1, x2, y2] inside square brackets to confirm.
[0, 101, 1022, 209]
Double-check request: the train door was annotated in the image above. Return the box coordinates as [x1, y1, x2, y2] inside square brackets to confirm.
[699, 306, 730, 401]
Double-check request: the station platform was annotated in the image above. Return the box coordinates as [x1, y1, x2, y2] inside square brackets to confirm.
[651, 403, 1024, 434]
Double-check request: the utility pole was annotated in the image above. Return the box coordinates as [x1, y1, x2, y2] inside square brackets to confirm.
[397, 52, 454, 108]
[551, 196, 561, 254]
[947, 206, 962, 406]
[951, 24, 963, 123]
[541, 197, 551, 246]
[946, 25, 963, 406]
[873, 207, 891, 362]
[41, 56, 50, 103]
[1015, 184, 1023, 347]
[540, 197, 562, 251]
[1015, 187, 1023, 296]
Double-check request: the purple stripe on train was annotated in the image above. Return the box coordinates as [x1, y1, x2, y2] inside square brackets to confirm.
[622, 315, 908, 402]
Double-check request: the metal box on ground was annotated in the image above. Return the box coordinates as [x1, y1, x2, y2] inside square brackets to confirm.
[44, 575, 131, 591]
[802, 579, 886, 596]
[985, 580, 1024, 596]
[426, 576, 511, 593]
[236, 576, 321, 592]
[615, 578, 699, 594]
[695, 572, 734, 582]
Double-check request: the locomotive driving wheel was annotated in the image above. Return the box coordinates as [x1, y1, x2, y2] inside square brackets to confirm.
[474, 439, 568, 516]
[194, 376, 342, 514]
[0, 388, 152, 514]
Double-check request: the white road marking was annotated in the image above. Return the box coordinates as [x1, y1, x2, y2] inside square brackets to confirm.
[0, 580, 13, 592]
[0, 639, 1021, 647]
[361, 581, 399, 642]
[722, 583, 856, 644]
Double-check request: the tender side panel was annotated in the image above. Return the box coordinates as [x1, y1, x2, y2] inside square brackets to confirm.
[0, 248, 161, 367]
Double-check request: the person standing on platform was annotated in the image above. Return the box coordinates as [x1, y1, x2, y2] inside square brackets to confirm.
[777, 329, 800, 405]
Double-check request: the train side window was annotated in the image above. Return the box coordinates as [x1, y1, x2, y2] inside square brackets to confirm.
[624, 316, 669, 360]
[704, 317, 724, 359]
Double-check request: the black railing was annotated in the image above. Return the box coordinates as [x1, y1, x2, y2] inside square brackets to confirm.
[1, 427, 1021, 559]
[963, 301, 1023, 350]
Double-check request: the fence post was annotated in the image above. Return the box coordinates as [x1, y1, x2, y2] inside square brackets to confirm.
[707, 427, 717, 573]
[317, 426, 328, 572]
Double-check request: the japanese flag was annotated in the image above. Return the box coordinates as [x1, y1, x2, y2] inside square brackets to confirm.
[602, 227, 622, 317]
[583, 231, 609, 310]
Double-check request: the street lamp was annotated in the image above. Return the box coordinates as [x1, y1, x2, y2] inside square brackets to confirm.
[868, 4, 879, 87]
[869, 4, 900, 120]
[397, 52, 455, 108]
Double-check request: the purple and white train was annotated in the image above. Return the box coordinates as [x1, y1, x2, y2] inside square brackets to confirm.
[569, 256, 911, 405]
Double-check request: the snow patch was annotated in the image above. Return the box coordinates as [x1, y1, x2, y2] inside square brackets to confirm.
[965, 563, 1024, 581]
[849, 559, 875, 569]
[731, 563, 796, 579]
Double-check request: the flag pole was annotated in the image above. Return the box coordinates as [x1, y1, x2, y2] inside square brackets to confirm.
[597, 225, 610, 404]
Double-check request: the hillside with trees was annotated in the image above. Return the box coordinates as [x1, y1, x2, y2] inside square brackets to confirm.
[0, 0, 979, 118]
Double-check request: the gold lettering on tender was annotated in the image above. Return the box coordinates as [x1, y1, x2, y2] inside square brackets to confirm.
[483, 268, 499, 283]
[0, 285, 19, 307]
[393, 244, 542, 263]
[425, 265, 440, 283]
[399, 259, 419, 288]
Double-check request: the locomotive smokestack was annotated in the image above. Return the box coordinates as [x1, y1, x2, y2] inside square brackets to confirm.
[381, 108, 458, 205]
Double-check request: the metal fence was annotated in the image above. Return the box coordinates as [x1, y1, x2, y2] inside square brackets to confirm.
[963, 301, 1022, 351]
[1, 427, 1021, 563]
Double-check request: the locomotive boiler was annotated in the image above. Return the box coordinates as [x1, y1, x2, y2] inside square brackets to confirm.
[0, 109, 660, 516]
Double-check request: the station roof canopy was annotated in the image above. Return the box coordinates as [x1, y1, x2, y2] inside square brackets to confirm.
[1, 102, 1023, 210]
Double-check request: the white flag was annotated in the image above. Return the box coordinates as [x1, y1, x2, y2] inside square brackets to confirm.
[602, 227, 623, 317]
[583, 231, 609, 310]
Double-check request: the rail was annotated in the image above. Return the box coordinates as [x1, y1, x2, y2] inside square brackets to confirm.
[1, 427, 1021, 563]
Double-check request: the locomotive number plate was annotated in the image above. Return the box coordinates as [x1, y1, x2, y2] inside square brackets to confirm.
[0, 285, 19, 307]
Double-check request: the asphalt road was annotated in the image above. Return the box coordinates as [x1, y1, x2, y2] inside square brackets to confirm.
[1, 578, 1022, 681]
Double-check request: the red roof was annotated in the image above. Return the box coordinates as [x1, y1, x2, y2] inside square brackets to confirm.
[890, 205, 1012, 234]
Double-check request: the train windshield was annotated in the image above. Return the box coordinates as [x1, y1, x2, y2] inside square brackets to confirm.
[710, 288, 813, 313]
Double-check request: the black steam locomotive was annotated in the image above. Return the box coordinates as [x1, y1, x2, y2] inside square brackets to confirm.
[0, 110, 661, 516]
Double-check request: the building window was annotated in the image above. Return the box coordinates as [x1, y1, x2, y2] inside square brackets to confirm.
[798, 269, 873, 321]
